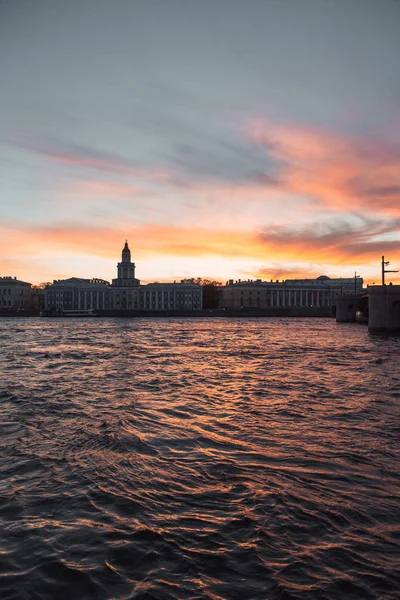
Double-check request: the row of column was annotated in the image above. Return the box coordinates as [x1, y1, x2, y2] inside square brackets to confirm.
[230, 289, 334, 308]
[270, 290, 331, 307]
[141, 291, 201, 310]
[47, 289, 203, 310]
[78, 290, 110, 309]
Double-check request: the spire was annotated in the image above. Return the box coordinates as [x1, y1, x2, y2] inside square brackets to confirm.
[121, 240, 131, 263]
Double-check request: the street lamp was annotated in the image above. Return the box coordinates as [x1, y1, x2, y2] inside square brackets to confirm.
[354, 271, 360, 295]
[381, 256, 398, 285]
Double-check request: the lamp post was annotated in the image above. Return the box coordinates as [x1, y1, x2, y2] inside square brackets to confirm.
[354, 271, 360, 295]
[381, 256, 398, 285]
[320, 281, 331, 306]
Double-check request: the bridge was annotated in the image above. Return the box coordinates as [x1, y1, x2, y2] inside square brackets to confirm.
[336, 285, 400, 332]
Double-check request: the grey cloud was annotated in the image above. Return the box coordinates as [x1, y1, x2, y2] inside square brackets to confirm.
[17, 125, 283, 188]
[259, 216, 400, 257]
[167, 139, 280, 186]
[362, 186, 400, 198]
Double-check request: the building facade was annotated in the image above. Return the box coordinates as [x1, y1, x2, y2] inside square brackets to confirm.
[140, 282, 202, 311]
[45, 278, 111, 312]
[0, 276, 32, 309]
[220, 275, 364, 309]
[44, 242, 202, 312]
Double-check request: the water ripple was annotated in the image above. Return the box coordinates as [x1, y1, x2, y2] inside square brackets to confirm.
[1, 317, 399, 599]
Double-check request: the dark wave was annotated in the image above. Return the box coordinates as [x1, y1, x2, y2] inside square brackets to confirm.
[1, 317, 399, 599]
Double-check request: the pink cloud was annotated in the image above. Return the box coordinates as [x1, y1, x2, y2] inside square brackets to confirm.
[1, 220, 398, 284]
[22, 137, 174, 182]
[249, 120, 400, 215]
[73, 180, 140, 197]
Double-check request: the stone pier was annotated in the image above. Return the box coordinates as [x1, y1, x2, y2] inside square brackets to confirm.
[368, 285, 400, 332]
[335, 295, 364, 323]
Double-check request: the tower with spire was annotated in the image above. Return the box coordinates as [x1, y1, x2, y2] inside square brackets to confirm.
[112, 240, 140, 287]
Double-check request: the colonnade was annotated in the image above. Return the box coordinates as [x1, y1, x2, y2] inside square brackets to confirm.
[223, 287, 336, 309]
[268, 289, 331, 307]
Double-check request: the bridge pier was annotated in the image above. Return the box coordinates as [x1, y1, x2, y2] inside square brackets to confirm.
[368, 285, 400, 332]
[336, 295, 365, 323]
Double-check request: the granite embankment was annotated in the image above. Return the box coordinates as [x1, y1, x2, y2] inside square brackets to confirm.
[1, 307, 335, 318]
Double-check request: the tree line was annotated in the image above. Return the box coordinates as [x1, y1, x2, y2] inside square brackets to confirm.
[181, 278, 222, 309]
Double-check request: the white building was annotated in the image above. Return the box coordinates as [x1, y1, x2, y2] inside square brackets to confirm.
[220, 275, 364, 309]
[0, 276, 32, 309]
[44, 242, 202, 312]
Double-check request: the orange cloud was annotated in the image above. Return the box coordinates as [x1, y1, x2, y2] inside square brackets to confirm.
[1, 220, 398, 284]
[0, 224, 265, 260]
[249, 121, 400, 216]
[21, 125, 400, 221]
[4, 120, 400, 283]
[251, 266, 333, 281]
[1, 219, 398, 264]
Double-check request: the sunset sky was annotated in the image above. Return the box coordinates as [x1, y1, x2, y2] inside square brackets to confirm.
[1, 0, 399, 285]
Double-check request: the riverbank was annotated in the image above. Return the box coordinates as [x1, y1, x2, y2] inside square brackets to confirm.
[0, 309, 41, 317]
[95, 307, 335, 318]
[2, 307, 335, 318]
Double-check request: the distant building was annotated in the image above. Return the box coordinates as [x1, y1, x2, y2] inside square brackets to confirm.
[220, 275, 363, 309]
[140, 282, 202, 311]
[112, 241, 140, 288]
[44, 242, 202, 312]
[109, 240, 141, 310]
[45, 277, 111, 312]
[0, 276, 32, 309]
[30, 288, 46, 311]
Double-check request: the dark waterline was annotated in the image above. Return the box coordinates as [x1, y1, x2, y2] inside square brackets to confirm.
[1, 317, 399, 600]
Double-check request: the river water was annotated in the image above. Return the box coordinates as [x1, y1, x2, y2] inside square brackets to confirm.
[1, 317, 399, 600]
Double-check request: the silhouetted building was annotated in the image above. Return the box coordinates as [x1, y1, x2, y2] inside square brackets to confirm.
[220, 275, 363, 309]
[140, 282, 201, 311]
[30, 288, 45, 310]
[44, 242, 202, 312]
[45, 277, 111, 311]
[0, 276, 32, 309]
[112, 241, 140, 287]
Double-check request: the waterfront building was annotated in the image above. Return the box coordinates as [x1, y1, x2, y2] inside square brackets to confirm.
[140, 282, 202, 311]
[44, 277, 111, 311]
[0, 276, 32, 309]
[44, 242, 202, 312]
[29, 288, 45, 311]
[220, 275, 364, 309]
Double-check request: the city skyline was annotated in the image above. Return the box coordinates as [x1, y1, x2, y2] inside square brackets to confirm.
[1, 0, 399, 285]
